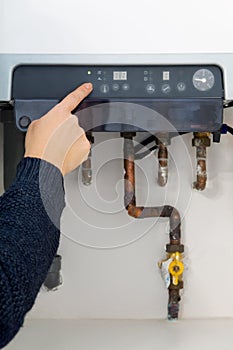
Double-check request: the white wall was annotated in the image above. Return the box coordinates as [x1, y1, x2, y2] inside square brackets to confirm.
[6, 319, 233, 350]
[1, 0, 233, 54]
[1, 0, 233, 320]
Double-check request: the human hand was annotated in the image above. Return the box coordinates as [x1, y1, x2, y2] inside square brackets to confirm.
[24, 83, 93, 176]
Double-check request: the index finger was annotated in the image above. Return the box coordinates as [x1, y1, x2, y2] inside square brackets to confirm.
[59, 83, 93, 112]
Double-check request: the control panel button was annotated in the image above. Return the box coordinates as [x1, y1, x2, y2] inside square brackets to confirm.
[100, 84, 110, 94]
[112, 83, 120, 91]
[161, 83, 171, 94]
[19, 115, 32, 128]
[122, 83, 130, 91]
[177, 82, 186, 92]
[146, 83, 155, 94]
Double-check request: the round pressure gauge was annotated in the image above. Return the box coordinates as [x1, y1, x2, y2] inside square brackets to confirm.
[192, 69, 215, 91]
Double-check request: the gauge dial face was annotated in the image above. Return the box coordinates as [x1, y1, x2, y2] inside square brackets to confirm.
[192, 69, 215, 91]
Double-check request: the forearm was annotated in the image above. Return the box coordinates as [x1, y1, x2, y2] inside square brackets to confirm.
[0, 157, 65, 348]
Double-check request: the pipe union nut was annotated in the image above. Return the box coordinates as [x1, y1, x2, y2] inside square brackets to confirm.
[192, 137, 211, 147]
[166, 244, 184, 253]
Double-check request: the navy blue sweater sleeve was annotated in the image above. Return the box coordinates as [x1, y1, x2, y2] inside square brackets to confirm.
[0, 157, 65, 349]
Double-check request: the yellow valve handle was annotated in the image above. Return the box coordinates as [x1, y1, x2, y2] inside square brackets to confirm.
[168, 259, 184, 286]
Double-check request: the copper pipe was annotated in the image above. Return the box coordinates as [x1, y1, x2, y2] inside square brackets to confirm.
[195, 147, 206, 191]
[157, 142, 168, 187]
[124, 136, 181, 244]
[82, 132, 94, 186]
[168, 285, 182, 320]
[82, 150, 92, 185]
[123, 134, 183, 320]
[192, 132, 210, 191]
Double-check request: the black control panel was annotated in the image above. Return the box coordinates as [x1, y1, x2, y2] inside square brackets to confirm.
[12, 64, 224, 132]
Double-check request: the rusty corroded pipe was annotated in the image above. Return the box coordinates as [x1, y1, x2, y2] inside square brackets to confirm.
[123, 134, 183, 320]
[124, 135, 181, 244]
[195, 147, 206, 191]
[82, 150, 92, 185]
[157, 142, 168, 187]
[192, 132, 211, 191]
[82, 133, 94, 186]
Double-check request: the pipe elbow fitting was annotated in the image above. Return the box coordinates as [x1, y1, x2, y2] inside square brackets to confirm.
[127, 204, 143, 218]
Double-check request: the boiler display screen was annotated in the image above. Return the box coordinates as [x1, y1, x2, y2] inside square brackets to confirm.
[113, 71, 127, 80]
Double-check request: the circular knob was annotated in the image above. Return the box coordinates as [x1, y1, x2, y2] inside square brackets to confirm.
[18, 115, 32, 129]
[161, 83, 171, 94]
[100, 84, 110, 94]
[122, 83, 130, 91]
[146, 83, 155, 94]
[177, 82, 186, 92]
[112, 83, 120, 91]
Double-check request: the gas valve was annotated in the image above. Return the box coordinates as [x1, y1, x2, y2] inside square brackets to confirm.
[168, 252, 184, 286]
[158, 250, 184, 320]
[158, 251, 184, 288]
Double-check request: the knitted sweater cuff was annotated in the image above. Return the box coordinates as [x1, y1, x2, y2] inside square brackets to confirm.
[13, 157, 65, 228]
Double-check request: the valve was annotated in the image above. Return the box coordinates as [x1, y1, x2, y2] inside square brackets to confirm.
[168, 252, 184, 286]
[158, 250, 184, 320]
[158, 251, 184, 288]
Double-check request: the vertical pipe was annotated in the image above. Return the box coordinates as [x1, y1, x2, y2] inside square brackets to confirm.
[156, 133, 169, 187]
[82, 132, 94, 186]
[82, 149, 92, 186]
[192, 132, 210, 191]
[194, 146, 207, 191]
[158, 142, 168, 187]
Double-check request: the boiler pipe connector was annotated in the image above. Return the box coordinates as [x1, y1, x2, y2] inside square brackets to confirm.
[82, 132, 94, 186]
[192, 132, 211, 191]
[156, 133, 169, 187]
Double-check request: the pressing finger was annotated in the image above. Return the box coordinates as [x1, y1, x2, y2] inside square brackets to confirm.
[59, 83, 93, 112]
